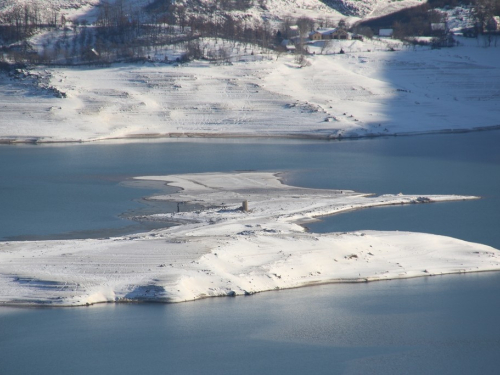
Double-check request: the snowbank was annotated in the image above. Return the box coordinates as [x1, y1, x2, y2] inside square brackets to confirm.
[0, 172, 498, 306]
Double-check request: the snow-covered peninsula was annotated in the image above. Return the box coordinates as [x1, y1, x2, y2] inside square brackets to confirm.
[1, 172, 498, 307]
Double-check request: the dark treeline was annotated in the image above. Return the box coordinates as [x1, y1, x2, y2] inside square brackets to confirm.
[0, 2, 66, 43]
[1, 5, 46, 43]
[146, 0, 254, 13]
[1, 0, 282, 65]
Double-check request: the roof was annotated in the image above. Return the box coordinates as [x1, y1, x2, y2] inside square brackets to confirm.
[281, 39, 296, 50]
[309, 28, 338, 37]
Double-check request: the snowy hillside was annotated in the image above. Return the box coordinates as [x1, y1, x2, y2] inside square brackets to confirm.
[0, 0, 430, 23]
[321, 0, 426, 18]
[1, 35, 499, 143]
[0, 0, 97, 12]
[175, 0, 429, 19]
[1, 0, 499, 143]
[0, 0, 98, 22]
[0, 0, 149, 24]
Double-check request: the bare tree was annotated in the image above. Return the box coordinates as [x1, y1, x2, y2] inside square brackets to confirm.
[320, 39, 332, 54]
[294, 53, 310, 68]
[473, 0, 499, 31]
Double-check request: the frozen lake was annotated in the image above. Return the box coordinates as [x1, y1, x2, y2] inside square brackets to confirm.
[0, 130, 499, 373]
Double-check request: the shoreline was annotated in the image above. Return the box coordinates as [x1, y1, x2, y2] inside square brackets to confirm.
[2, 36, 499, 147]
[0, 180, 479, 243]
[1, 268, 499, 309]
[2, 124, 500, 145]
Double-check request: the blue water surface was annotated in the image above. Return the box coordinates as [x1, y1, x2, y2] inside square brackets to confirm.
[1, 131, 499, 374]
[1, 272, 499, 375]
[1, 131, 499, 247]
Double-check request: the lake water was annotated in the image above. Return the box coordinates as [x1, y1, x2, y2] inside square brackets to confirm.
[1, 272, 500, 375]
[1, 131, 500, 374]
[1, 132, 499, 247]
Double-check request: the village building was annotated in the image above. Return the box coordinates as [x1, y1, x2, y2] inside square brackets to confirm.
[280, 39, 296, 52]
[309, 28, 350, 41]
[309, 30, 324, 41]
[332, 28, 350, 40]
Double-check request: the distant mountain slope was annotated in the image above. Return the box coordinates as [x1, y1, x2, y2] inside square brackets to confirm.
[0, 0, 156, 26]
[320, 0, 377, 16]
[0, 0, 97, 13]
[0, 0, 98, 24]
[0, 0, 429, 23]
[174, 0, 429, 19]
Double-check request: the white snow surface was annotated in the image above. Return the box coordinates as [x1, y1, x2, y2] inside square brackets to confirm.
[1, 172, 498, 307]
[2, 35, 499, 143]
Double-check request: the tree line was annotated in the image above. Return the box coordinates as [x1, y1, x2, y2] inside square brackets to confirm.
[1, 0, 286, 65]
[3, 0, 498, 66]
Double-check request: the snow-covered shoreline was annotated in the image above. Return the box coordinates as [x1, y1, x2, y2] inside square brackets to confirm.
[2, 36, 500, 144]
[1, 172, 498, 307]
[3, 124, 500, 145]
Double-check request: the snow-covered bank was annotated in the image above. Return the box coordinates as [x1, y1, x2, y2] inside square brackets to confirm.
[0, 172, 498, 307]
[1, 36, 500, 143]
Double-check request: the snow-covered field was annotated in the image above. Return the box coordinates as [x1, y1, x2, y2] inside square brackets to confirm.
[1, 35, 499, 143]
[1, 172, 498, 306]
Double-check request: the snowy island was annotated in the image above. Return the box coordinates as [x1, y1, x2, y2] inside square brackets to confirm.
[1, 172, 499, 306]
[1, 0, 500, 306]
